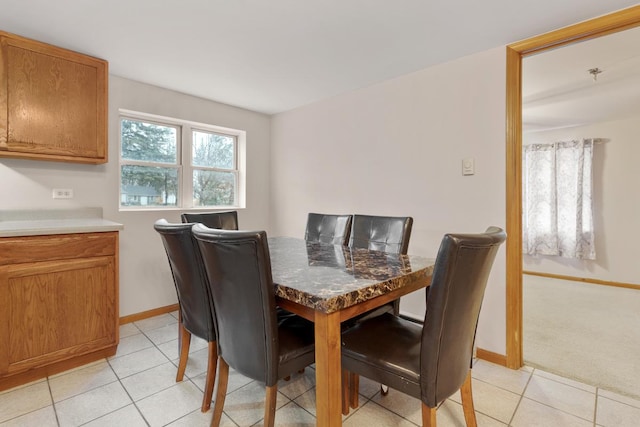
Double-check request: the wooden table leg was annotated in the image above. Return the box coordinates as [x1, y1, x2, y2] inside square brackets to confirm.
[314, 310, 342, 426]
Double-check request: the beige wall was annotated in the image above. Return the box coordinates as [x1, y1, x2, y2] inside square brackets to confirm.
[523, 114, 640, 284]
[0, 47, 510, 354]
[270, 47, 508, 354]
[109, 77, 272, 317]
[0, 76, 272, 317]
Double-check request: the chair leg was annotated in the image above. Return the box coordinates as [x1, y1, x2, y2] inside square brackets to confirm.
[349, 372, 359, 409]
[210, 358, 229, 427]
[176, 321, 191, 382]
[341, 370, 350, 415]
[381, 384, 389, 396]
[460, 371, 478, 427]
[422, 402, 437, 427]
[201, 341, 218, 412]
[264, 385, 277, 427]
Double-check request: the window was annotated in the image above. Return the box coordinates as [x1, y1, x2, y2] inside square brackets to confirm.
[119, 111, 245, 209]
[522, 139, 595, 259]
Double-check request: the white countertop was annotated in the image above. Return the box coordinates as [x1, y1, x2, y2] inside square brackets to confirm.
[0, 208, 124, 237]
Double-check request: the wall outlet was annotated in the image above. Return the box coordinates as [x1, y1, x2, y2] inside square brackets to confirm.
[52, 188, 74, 199]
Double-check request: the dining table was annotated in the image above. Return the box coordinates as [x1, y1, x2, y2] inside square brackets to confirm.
[268, 237, 435, 426]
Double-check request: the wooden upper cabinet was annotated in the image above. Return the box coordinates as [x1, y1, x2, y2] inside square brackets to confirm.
[0, 31, 108, 164]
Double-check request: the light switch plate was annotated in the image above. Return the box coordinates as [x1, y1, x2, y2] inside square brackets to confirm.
[462, 158, 474, 175]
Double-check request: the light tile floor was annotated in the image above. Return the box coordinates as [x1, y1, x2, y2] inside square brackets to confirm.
[2, 311, 639, 426]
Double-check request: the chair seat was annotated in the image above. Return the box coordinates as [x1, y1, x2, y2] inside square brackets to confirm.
[341, 313, 422, 397]
[344, 303, 395, 327]
[278, 316, 316, 376]
[276, 307, 316, 363]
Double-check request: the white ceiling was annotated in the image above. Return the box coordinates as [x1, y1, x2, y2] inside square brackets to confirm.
[523, 24, 640, 133]
[1, 0, 639, 115]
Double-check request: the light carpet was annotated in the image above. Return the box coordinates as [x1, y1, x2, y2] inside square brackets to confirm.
[523, 274, 640, 400]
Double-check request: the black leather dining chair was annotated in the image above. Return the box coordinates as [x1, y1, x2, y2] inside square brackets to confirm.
[181, 210, 238, 230]
[153, 219, 217, 412]
[349, 214, 413, 315]
[348, 214, 413, 256]
[341, 227, 506, 426]
[343, 214, 414, 402]
[304, 212, 352, 245]
[342, 214, 413, 400]
[192, 225, 316, 427]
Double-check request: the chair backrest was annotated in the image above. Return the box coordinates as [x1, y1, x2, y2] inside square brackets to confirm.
[304, 213, 352, 245]
[420, 226, 506, 406]
[348, 214, 413, 254]
[181, 211, 238, 230]
[191, 224, 280, 386]
[153, 219, 215, 342]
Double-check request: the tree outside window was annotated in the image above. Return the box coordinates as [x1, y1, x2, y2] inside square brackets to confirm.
[192, 130, 236, 207]
[119, 114, 241, 209]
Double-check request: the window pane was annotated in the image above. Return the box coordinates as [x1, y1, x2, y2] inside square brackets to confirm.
[121, 119, 178, 163]
[121, 165, 178, 207]
[193, 170, 236, 206]
[192, 131, 235, 169]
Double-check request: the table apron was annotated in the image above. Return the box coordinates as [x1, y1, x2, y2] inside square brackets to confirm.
[275, 272, 431, 323]
[338, 273, 429, 322]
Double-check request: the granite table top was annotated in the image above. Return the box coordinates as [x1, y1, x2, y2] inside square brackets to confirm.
[269, 236, 435, 314]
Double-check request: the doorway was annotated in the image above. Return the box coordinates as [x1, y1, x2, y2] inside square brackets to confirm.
[504, 5, 640, 370]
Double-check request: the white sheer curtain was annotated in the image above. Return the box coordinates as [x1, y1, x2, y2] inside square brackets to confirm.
[523, 139, 595, 259]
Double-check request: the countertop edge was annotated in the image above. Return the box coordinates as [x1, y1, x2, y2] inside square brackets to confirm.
[0, 219, 124, 238]
[0, 225, 124, 237]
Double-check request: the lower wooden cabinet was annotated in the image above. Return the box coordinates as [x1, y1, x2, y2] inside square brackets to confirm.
[0, 232, 119, 391]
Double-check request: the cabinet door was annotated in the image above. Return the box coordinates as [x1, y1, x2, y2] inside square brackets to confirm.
[0, 32, 108, 164]
[0, 256, 116, 375]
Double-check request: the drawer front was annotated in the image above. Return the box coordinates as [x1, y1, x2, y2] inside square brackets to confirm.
[0, 232, 117, 265]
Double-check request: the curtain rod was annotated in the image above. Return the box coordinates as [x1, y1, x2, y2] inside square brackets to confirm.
[524, 138, 609, 146]
[522, 138, 611, 149]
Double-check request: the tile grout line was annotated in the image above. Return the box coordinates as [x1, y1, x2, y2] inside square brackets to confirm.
[364, 397, 420, 426]
[525, 360, 634, 400]
[593, 388, 599, 427]
[527, 366, 599, 394]
[46, 377, 61, 427]
[56, 318, 177, 426]
[134, 317, 210, 426]
[506, 366, 535, 426]
[105, 355, 152, 427]
[8, 312, 636, 426]
[276, 377, 320, 423]
[519, 368, 600, 424]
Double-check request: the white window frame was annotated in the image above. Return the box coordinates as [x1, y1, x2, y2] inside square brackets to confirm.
[119, 109, 246, 211]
